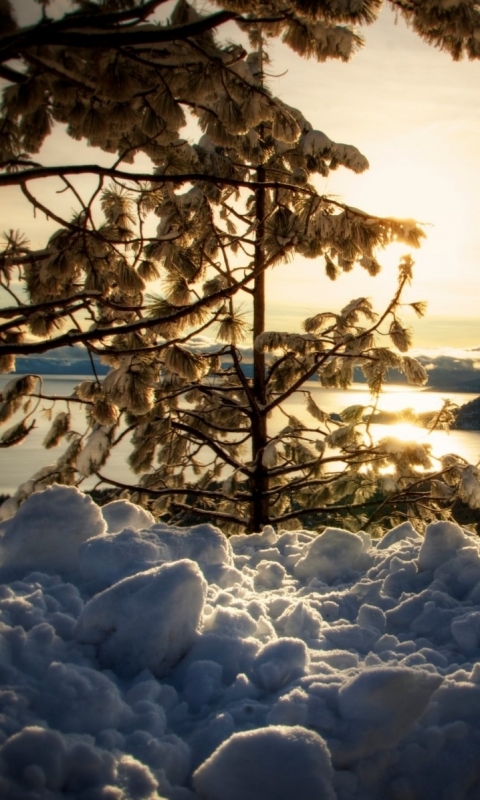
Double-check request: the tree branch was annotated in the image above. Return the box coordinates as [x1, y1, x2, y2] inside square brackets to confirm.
[0, 64, 26, 83]
[0, 10, 237, 57]
[95, 471, 251, 501]
[171, 419, 247, 474]
[170, 501, 247, 526]
[50, 0, 171, 31]
[0, 245, 273, 355]
[0, 291, 102, 319]
[0, 164, 314, 195]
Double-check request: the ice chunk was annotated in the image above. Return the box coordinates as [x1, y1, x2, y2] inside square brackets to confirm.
[294, 528, 371, 583]
[192, 725, 336, 800]
[229, 527, 278, 551]
[428, 679, 480, 725]
[202, 563, 244, 589]
[178, 633, 260, 685]
[334, 666, 442, 766]
[101, 499, 155, 533]
[0, 724, 159, 797]
[126, 729, 190, 789]
[376, 521, 421, 550]
[249, 638, 309, 692]
[75, 559, 206, 678]
[188, 712, 236, 772]
[0, 485, 105, 574]
[266, 687, 309, 727]
[418, 521, 473, 572]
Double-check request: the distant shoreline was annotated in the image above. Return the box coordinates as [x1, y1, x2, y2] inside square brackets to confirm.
[11, 367, 480, 395]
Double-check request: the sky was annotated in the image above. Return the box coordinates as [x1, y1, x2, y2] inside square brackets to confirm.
[2, 484, 480, 798]
[4, 1, 480, 351]
[263, 6, 480, 347]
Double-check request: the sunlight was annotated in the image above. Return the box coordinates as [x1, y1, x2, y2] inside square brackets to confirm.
[365, 154, 468, 282]
[267, 134, 472, 324]
[323, 131, 473, 315]
[379, 420, 425, 442]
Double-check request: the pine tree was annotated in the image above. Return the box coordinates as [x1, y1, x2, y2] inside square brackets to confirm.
[1, 0, 480, 531]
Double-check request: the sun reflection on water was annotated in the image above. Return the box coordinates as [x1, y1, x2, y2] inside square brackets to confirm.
[380, 421, 423, 442]
[280, 382, 480, 464]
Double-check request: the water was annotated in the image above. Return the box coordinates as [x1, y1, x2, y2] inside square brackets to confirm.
[0, 375, 132, 495]
[1, 375, 479, 495]
[281, 383, 480, 466]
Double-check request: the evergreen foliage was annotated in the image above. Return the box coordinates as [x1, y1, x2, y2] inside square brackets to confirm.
[1, 0, 480, 532]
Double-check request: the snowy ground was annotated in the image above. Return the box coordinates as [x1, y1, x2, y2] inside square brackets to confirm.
[1, 486, 480, 799]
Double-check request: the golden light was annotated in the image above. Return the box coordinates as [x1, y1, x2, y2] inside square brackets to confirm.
[354, 134, 470, 273]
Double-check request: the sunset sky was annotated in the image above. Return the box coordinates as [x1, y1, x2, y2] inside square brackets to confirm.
[263, 4, 480, 349]
[5, 1, 480, 352]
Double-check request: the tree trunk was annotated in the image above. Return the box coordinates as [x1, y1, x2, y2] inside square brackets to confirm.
[248, 162, 269, 532]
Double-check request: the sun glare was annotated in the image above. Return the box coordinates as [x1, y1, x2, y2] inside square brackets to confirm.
[378, 420, 425, 443]
[267, 127, 473, 324]
[339, 134, 472, 311]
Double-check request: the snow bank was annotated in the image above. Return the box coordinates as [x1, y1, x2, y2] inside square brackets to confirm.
[0, 485, 106, 574]
[2, 485, 480, 799]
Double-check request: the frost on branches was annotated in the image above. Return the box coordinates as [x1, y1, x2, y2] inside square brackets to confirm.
[1, 0, 480, 532]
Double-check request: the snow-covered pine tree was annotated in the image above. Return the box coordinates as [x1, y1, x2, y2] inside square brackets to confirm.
[1, 0, 480, 531]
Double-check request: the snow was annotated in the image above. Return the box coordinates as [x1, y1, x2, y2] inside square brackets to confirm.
[376, 520, 421, 550]
[250, 638, 309, 692]
[192, 725, 336, 800]
[76, 560, 207, 679]
[293, 527, 372, 582]
[333, 667, 442, 766]
[102, 499, 155, 533]
[76, 426, 112, 477]
[0, 485, 106, 574]
[2, 486, 480, 799]
[418, 520, 472, 572]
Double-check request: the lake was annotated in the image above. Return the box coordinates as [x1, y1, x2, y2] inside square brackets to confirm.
[1, 375, 480, 495]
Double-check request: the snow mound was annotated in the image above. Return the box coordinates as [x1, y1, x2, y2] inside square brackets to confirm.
[35, 661, 125, 734]
[101, 499, 155, 533]
[76, 559, 207, 678]
[376, 520, 421, 549]
[1, 725, 159, 799]
[333, 666, 442, 766]
[418, 519, 474, 571]
[0, 484, 105, 574]
[250, 638, 309, 692]
[78, 520, 233, 589]
[193, 725, 336, 800]
[78, 526, 170, 587]
[294, 527, 371, 582]
[2, 488, 480, 799]
[150, 521, 233, 567]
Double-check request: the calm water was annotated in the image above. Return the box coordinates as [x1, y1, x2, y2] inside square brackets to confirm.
[1, 375, 479, 495]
